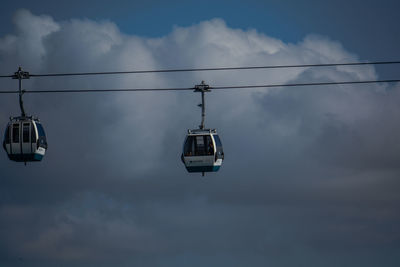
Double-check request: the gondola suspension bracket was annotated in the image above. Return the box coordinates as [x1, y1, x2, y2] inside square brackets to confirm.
[194, 81, 211, 130]
[12, 67, 30, 118]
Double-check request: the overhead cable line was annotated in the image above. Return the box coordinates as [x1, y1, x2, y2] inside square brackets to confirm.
[0, 79, 399, 94]
[0, 61, 400, 78]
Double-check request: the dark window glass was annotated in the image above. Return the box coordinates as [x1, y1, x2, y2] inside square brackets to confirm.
[12, 124, 19, 143]
[36, 123, 46, 137]
[31, 123, 36, 143]
[4, 125, 10, 144]
[184, 135, 215, 156]
[205, 135, 214, 155]
[35, 123, 47, 148]
[36, 122, 47, 149]
[213, 135, 224, 159]
[195, 135, 211, 156]
[195, 136, 205, 155]
[214, 135, 222, 148]
[23, 123, 30, 143]
[184, 136, 195, 156]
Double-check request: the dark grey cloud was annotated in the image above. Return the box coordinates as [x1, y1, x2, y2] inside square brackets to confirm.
[0, 10, 400, 267]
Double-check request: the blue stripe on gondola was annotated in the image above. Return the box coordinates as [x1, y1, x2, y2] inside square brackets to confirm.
[34, 153, 43, 161]
[185, 165, 221, 173]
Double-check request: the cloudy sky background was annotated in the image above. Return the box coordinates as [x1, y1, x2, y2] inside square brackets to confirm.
[1, 1, 400, 266]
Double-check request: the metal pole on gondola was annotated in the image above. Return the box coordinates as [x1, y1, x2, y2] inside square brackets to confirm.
[12, 67, 30, 118]
[194, 80, 210, 130]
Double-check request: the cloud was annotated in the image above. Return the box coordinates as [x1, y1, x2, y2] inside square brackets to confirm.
[0, 10, 400, 267]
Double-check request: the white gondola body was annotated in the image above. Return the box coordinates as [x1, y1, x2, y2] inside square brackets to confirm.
[182, 129, 224, 173]
[3, 117, 47, 162]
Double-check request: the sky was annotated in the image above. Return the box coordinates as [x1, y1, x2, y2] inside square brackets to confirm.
[0, 1, 400, 266]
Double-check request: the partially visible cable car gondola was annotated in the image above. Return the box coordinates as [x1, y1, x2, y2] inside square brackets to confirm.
[181, 81, 224, 176]
[2, 67, 48, 164]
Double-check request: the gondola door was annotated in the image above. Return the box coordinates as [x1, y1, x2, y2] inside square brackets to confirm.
[10, 122, 21, 156]
[21, 122, 31, 155]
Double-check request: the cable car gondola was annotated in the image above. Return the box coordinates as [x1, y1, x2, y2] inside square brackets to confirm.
[3, 116, 47, 162]
[182, 128, 224, 173]
[2, 67, 48, 163]
[181, 81, 224, 175]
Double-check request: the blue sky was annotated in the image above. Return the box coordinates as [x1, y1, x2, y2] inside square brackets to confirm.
[2, 0, 400, 57]
[1, 1, 400, 266]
